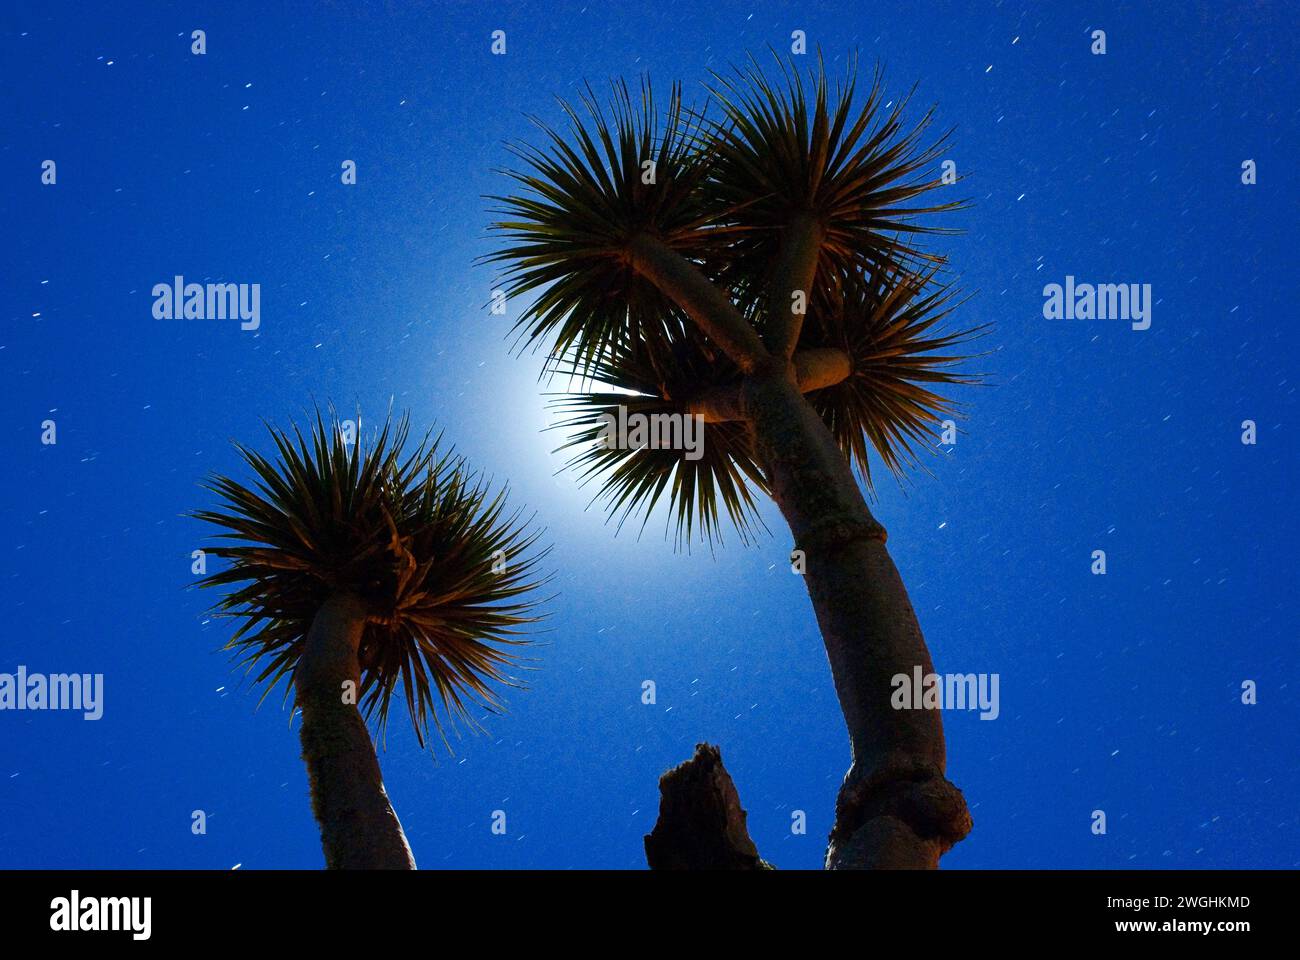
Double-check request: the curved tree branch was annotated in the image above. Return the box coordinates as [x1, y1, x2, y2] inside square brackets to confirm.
[627, 234, 771, 374]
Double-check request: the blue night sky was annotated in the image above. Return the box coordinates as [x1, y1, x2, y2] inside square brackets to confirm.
[1, 1, 1295, 869]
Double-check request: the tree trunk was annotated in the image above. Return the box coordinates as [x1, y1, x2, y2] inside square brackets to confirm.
[744, 373, 972, 869]
[295, 592, 416, 870]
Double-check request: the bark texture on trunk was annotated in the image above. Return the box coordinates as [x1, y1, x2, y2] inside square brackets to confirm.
[644, 743, 771, 870]
[744, 374, 971, 869]
[295, 593, 416, 870]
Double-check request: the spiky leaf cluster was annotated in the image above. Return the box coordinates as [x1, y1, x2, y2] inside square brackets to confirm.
[488, 54, 983, 544]
[194, 411, 548, 747]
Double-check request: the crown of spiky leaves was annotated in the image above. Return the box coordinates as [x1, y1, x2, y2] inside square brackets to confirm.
[193, 410, 549, 748]
[487, 53, 985, 547]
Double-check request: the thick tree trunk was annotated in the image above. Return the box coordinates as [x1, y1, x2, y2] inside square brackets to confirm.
[295, 593, 416, 870]
[744, 373, 971, 869]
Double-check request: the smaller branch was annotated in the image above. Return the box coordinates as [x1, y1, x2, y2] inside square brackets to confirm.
[765, 212, 824, 361]
[627, 234, 770, 374]
[644, 743, 772, 870]
[792, 347, 852, 393]
[686, 385, 747, 424]
[685, 348, 853, 423]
